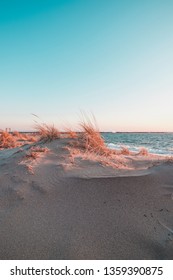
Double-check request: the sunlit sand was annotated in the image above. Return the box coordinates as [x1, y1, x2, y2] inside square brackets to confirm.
[0, 124, 173, 259]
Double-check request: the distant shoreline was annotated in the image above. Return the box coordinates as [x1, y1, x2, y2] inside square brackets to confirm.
[1, 131, 173, 134]
[102, 131, 173, 134]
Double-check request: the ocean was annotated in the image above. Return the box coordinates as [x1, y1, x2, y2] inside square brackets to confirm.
[102, 132, 173, 156]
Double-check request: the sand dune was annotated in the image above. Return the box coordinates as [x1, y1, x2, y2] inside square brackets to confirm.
[0, 138, 173, 259]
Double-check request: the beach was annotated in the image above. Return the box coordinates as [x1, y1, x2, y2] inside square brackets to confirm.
[1, 0, 173, 266]
[0, 138, 173, 260]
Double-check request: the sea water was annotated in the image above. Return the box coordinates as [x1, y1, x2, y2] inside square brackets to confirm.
[102, 132, 173, 156]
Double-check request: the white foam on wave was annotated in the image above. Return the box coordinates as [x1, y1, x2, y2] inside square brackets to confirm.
[107, 142, 173, 156]
[107, 143, 121, 150]
[107, 143, 140, 152]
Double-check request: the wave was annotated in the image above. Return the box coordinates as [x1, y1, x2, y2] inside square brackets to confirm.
[106, 142, 173, 156]
[103, 132, 173, 156]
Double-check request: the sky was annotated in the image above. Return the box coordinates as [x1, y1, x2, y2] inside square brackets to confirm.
[0, 0, 173, 132]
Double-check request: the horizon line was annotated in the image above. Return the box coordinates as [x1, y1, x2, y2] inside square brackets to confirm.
[2, 130, 173, 134]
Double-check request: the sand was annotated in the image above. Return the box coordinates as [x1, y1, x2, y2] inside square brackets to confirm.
[0, 138, 173, 259]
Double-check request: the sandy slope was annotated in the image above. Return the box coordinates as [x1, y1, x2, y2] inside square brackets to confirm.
[0, 139, 173, 259]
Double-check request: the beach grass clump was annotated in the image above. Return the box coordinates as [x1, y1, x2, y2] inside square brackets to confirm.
[32, 114, 60, 142]
[35, 123, 60, 141]
[12, 131, 21, 137]
[0, 130, 37, 149]
[0, 131, 17, 149]
[77, 115, 113, 157]
[66, 114, 127, 168]
[26, 135, 37, 142]
[25, 146, 49, 160]
[120, 146, 131, 155]
[12, 131, 36, 142]
[66, 129, 78, 139]
[138, 147, 149, 156]
[20, 133, 37, 142]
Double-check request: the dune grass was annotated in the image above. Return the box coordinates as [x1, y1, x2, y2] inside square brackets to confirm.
[0, 131, 16, 149]
[33, 114, 60, 141]
[65, 114, 131, 168]
[25, 146, 49, 160]
[12, 131, 22, 138]
[120, 146, 131, 155]
[1, 113, 151, 166]
[66, 129, 78, 139]
[78, 115, 113, 156]
[12, 131, 36, 142]
[138, 147, 149, 156]
[0, 130, 36, 149]
[34, 123, 60, 141]
[20, 146, 49, 175]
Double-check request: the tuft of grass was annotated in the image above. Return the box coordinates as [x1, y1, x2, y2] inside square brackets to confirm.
[66, 129, 78, 139]
[12, 131, 28, 141]
[12, 131, 21, 137]
[25, 146, 49, 160]
[26, 135, 37, 142]
[0, 131, 17, 148]
[32, 114, 60, 141]
[0, 130, 37, 149]
[35, 123, 60, 141]
[26, 151, 40, 160]
[77, 114, 113, 156]
[66, 114, 127, 168]
[120, 146, 131, 155]
[138, 147, 149, 156]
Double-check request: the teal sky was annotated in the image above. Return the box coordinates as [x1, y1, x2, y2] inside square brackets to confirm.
[0, 0, 173, 131]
